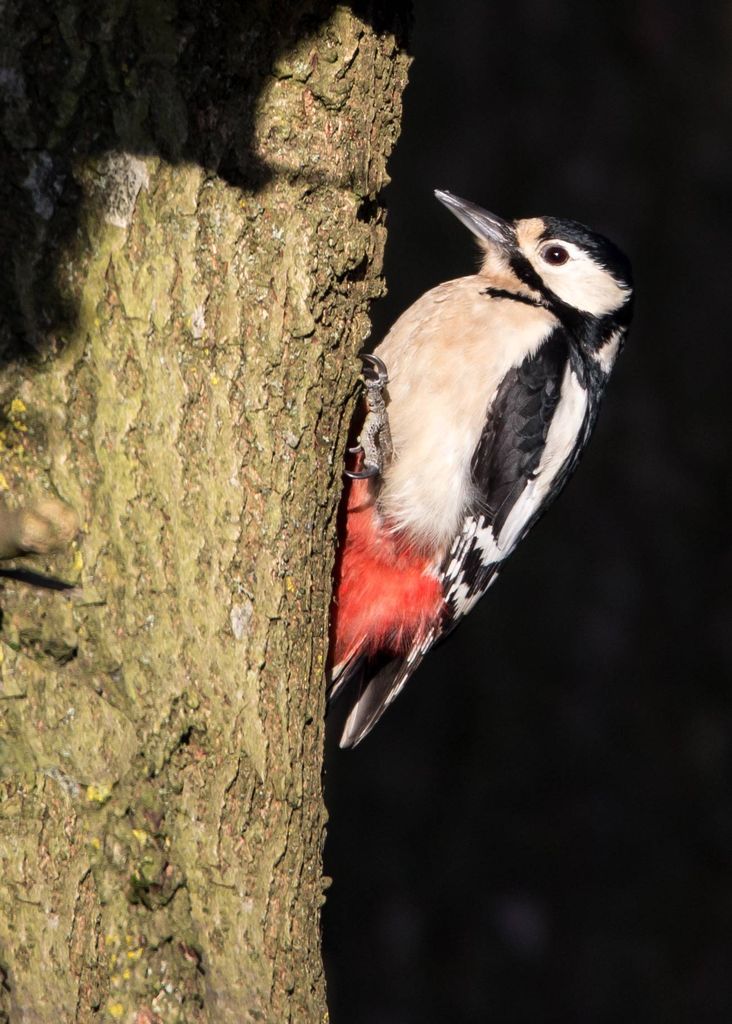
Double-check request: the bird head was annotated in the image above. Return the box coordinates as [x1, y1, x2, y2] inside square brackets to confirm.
[434, 189, 633, 326]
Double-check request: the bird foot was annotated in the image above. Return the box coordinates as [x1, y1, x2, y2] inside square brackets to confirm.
[345, 354, 394, 480]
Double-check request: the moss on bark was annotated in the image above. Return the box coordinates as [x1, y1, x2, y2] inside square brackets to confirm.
[0, 2, 410, 1020]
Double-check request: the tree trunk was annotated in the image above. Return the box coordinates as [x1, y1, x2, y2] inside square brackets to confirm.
[0, 2, 409, 1021]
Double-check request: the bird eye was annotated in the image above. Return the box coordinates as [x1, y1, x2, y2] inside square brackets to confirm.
[541, 244, 569, 266]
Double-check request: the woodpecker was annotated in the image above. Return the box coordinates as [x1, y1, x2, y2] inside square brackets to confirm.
[329, 190, 633, 748]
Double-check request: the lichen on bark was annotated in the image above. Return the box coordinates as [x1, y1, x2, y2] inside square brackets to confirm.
[0, 2, 410, 1020]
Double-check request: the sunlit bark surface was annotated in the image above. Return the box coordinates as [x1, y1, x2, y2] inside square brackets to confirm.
[0, 2, 409, 1020]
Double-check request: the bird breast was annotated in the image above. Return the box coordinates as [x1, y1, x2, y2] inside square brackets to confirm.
[373, 276, 559, 555]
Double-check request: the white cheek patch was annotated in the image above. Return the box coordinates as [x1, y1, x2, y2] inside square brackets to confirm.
[529, 241, 630, 317]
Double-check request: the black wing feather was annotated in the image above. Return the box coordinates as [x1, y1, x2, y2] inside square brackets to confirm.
[443, 328, 571, 621]
[474, 329, 566, 532]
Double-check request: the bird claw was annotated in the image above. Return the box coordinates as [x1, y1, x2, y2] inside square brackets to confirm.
[360, 353, 389, 389]
[344, 353, 394, 480]
[344, 462, 380, 480]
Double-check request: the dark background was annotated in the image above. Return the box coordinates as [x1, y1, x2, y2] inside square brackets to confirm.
[323, 2, 732, 1022]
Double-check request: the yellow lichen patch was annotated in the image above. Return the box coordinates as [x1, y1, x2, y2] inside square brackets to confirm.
[7, 398, 28, 433]
[72, 547, 84, 574]
[107, 1002, 125, 1019]
[86, 783, 112, 804]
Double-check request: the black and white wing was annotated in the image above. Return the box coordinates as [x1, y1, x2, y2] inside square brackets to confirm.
[339, 328, 596, 747]
[442, 327, 593, 625]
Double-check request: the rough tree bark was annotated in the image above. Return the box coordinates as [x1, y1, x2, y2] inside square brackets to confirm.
[0, 2, 409, 1021]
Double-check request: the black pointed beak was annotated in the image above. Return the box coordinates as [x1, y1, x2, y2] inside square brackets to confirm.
[434, 190, 516, 250]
